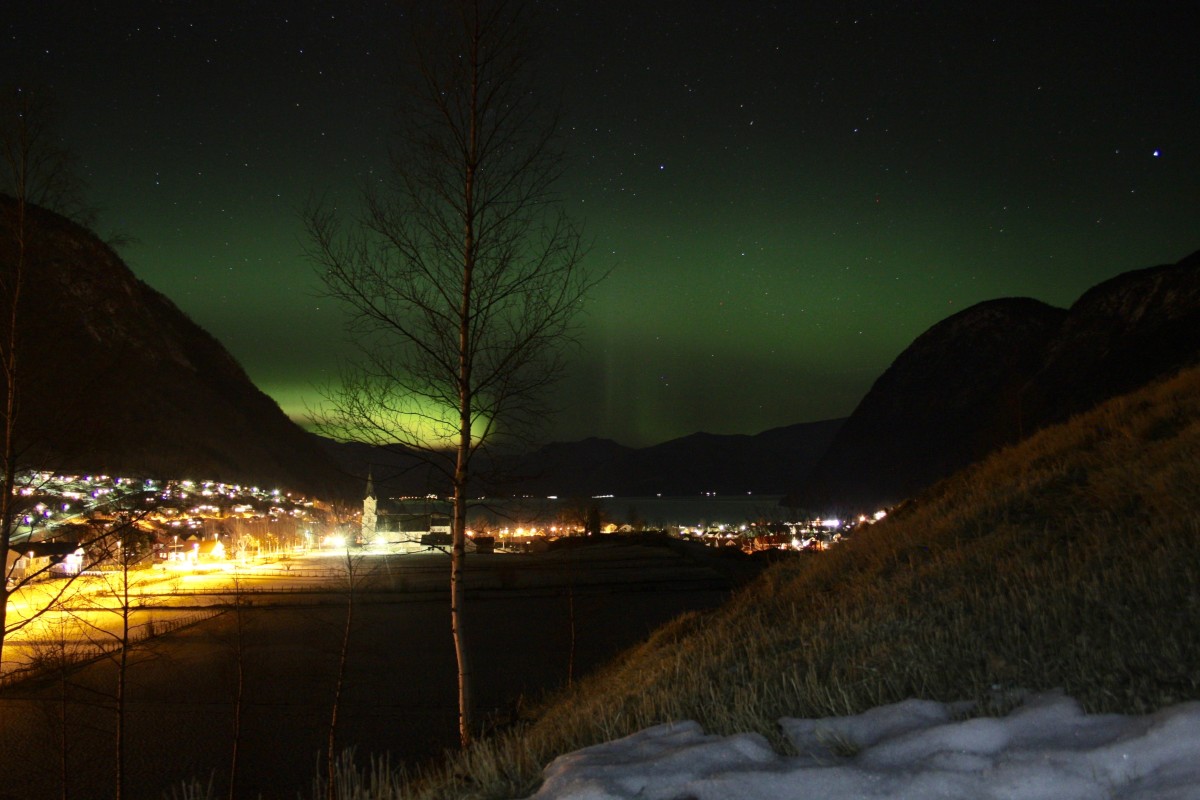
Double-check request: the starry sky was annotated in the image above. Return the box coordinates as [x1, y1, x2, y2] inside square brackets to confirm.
[5, 1, 1198, 448]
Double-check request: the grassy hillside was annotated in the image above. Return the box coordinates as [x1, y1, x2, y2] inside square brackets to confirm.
[377, 365, 1200, 798]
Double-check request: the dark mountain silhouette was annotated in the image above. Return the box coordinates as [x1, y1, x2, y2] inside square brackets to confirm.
[321, 419, 845, 501]
[788, 298, 1065, 510]
[791, 250, 1200, 511]
[1, 197, 352, 498]
[1022, 253, 1200, 425]
[313, 436, 446, 499]
[571, 420, 842, 496]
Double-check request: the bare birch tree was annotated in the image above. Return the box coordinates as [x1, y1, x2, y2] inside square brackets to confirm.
[304, 0, 600, 747]
[0, 85, 91, 669]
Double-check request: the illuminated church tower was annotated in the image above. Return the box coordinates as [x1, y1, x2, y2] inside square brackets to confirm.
[361, 470, 378, 542]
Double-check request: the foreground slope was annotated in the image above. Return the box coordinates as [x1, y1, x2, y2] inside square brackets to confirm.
[0, 198, 350, 496]
[405, 364, 1200, 799]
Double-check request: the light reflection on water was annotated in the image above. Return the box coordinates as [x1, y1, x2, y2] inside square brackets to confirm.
[464, 495, 789, 529]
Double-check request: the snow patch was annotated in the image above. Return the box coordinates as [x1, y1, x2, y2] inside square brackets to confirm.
[527, 691, 1200, 800]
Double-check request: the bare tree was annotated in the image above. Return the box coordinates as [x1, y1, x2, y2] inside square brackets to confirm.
[0, 85, 91, 669]
[0, 86, 89, 217]
[304, 0, 601, 747]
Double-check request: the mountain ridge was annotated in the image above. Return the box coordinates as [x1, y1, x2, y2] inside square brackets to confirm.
[791, 250, 1200, 510]
[1, 197, 353, 498]
[316, 417, 846, 500]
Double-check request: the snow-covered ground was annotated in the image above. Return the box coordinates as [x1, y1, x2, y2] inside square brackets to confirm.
[527, 691, 1200, 799]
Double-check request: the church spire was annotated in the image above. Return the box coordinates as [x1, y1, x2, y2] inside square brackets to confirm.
[364, 468, 375, 500]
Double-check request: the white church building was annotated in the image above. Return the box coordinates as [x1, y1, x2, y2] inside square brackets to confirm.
[361, 473, 451, 552]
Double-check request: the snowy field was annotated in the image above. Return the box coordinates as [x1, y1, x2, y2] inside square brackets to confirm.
[528, 691, 1200, 800]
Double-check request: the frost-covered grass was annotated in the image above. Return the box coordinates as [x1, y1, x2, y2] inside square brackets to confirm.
[317, 366, 1200, 799]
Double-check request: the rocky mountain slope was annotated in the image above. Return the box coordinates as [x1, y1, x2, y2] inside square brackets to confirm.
[791, 250, 1200, 510]
[1, 197, 351, 498]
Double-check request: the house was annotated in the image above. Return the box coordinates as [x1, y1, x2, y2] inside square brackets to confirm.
[6, 541, 86, 582]
[196, 539, 225, 561]
[176, 535, 225, 564]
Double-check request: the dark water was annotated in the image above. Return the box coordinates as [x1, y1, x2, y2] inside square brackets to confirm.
[0, 557, 731, 800]
[467, 494, 790, 529]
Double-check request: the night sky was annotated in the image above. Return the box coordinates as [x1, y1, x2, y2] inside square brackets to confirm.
[5, 2, 1197, 447]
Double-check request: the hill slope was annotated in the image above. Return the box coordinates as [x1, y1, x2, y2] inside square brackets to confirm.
[0, 198, 351, 497]
[400, 363, 1200, 798]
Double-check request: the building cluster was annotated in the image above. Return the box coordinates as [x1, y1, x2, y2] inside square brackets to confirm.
[8, 469, 889, 587]
[671, 509, 889, 552]
[5, 472, 336, 584]
[360, 483, 889, 555]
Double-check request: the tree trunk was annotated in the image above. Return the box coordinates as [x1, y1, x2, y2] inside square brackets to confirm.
[0, 190, 25, 670]
[451, 6, 481, 749]
[229, 578, 246, 800]
[451, 479, 471, 747]
[326, 549, 355, 800]
[115, 556, 130, 800]
[451, 378, 473, 746]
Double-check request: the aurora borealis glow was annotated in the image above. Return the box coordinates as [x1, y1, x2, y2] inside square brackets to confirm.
[5, 1, 1197, 447]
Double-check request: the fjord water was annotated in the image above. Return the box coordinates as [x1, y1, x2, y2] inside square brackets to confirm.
[467, 494, 791, 530]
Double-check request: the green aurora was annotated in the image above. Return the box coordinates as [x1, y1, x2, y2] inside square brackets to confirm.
[5, 1, 1197, 446]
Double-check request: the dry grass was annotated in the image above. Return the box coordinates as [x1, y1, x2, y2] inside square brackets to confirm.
[332, 365, 1200, 799]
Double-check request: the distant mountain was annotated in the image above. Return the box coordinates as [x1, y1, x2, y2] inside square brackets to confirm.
[614, 422, 845, 496]
[326, 419, 846, 501]
[790, 251, 1200, 511]
[1, 197, 352, 498]
[499, 419, 844, 497]
[313, 435, 445, 499]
